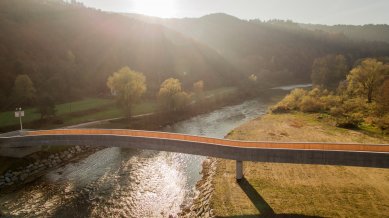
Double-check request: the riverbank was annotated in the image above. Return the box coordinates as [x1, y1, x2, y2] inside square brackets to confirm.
[0, 146, 102, 193]
[83, 88, 277, 130]
[209, 112, 389, 217]
[179, 158, 217, 218]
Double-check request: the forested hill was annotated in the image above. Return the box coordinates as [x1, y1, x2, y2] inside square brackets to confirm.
[132, 13, 389, 84]
[300, 23, 389, 44]
[0, 0, 236, 108]
[1, 1, 389, 109]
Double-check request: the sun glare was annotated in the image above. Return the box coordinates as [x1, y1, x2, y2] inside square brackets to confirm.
[133, 0, 177, 18]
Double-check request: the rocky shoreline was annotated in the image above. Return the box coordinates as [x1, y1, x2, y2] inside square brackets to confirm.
[179, 157, 217, 218]
[0, 145, 102, 191]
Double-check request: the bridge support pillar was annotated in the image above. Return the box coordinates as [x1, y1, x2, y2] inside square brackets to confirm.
[236, 160, 243, 181]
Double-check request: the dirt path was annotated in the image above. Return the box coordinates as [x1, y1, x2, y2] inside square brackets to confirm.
[64, 113, 154, 129]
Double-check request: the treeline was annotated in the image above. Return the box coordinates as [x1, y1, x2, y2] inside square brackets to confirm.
[272, 57, 389, 134]
[301, 23, 389, 44]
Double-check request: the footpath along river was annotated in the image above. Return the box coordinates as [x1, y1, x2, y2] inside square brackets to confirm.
[0, 85, 308, 217]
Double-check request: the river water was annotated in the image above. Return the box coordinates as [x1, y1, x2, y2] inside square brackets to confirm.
[0, 97, 273, 217]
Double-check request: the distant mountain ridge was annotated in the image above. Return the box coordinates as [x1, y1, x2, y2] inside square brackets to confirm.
[127, 13, 389, 83]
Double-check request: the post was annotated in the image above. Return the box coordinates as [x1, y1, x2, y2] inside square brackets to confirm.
[15, 107, 24, 132]
[236, 160, 243, 181]
[19, 111, 23, 131]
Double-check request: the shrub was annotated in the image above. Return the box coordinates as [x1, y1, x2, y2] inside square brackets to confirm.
[335, 113, 363, 129]
[271, 88, 307, 113]
[320, 95, 341, 111]
[299, 95, 323, 112]
[330, 106, 345, 117]
[374, 114, 389, 135]
[271, 104, 290, 114]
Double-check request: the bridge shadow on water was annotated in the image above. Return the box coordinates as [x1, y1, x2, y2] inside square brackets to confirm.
[218, 178, 323, 218]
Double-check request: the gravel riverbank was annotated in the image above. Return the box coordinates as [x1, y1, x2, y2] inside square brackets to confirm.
[179, 158, 217, 218]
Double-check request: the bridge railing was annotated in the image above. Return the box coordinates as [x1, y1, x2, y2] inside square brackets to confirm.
[24, 129, 389, 153]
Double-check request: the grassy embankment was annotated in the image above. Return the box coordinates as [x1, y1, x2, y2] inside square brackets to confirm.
[211, 112, 389, 217]
[0, 86, 237, 131]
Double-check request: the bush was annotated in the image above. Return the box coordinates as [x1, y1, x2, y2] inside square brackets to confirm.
[374, 114, 389, 135]
[329, 106, 345, 117]
[336, 112, 363, 129]
[299, 95, 323, 112]
[271, 104, 290, 114]
[270, 88, 307, 112]
[320, 95, 341, 110]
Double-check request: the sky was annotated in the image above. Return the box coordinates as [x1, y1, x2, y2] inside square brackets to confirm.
[77, 0, 389, 25]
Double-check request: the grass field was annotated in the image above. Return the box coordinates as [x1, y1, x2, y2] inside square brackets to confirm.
[211, 113, 389, 217]
[0, 98, 115, 127]
[0, 86, 236, 131]
[0, 98, 158, 130]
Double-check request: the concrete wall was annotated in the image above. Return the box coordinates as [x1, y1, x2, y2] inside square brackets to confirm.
[1, 134, 388, 168]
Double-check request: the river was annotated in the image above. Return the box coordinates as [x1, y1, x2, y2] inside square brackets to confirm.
[0, 97, 274, 217]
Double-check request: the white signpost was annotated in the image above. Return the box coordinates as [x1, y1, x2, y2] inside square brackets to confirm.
[15, 108, 24, 131]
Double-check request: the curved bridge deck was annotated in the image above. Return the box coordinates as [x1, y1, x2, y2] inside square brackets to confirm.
[1, 129, 389, 171]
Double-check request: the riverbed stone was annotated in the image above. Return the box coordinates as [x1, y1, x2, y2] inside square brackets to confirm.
[19, 173, 28, 181]
[5, 177, 11, 183]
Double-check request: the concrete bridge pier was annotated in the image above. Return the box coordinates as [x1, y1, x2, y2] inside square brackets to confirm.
[236, 160, 243, 180]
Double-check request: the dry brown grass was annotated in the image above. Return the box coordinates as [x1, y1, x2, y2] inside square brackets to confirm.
[227, 113, 388, 144]
[211, 113, 389, 217]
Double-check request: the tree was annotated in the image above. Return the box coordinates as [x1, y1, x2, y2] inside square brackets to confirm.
[346, 58, 388, 103]
[311, 54, 348, 89]
[248, 74, 257, 82]
[158, 78, 190, 111]
[107, 67, 147, 118]
[193, 80, 204, 101]
[193, 80, 204, 94]
[376, 79, 389, 115]
[11, 74, 36, 107]
[36, 94, 56, 120]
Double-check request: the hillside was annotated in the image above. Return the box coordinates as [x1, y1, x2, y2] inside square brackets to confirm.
[2, 2, 389, 110]
[0, 0, 236, 109]
[129, 13, 389, 84]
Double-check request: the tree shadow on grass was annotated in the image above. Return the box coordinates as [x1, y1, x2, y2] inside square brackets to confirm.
[218, 177, 323, 218]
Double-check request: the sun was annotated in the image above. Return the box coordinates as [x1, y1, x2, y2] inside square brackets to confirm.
[132, 0, 177, 18]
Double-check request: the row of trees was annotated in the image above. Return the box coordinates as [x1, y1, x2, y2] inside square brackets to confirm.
[6, 66, 204, 121]
[107, 67, 205, 118]
[272, 58, 389, 133]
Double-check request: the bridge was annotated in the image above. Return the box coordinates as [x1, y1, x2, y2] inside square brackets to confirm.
[1, 129, 389, 180]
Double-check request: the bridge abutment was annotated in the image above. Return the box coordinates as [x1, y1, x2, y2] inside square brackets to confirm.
[236, 160, 243, 180]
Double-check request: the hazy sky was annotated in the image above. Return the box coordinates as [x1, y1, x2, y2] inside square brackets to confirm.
[78, 0, 389, 25]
